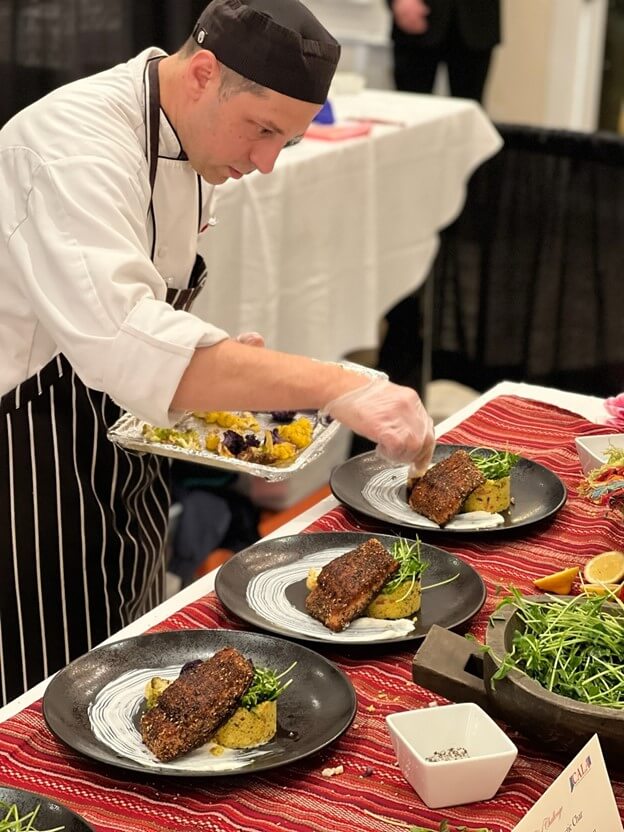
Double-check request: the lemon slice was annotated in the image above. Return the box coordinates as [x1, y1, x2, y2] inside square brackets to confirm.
[583, 550, 624, 584]
[533, 566, 580, 595]
[581, 583, 623, 597]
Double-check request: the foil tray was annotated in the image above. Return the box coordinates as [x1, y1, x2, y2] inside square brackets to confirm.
[107, 362, 386, 481]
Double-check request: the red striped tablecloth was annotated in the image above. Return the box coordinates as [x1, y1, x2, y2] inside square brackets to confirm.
[0, 395, 622, 832]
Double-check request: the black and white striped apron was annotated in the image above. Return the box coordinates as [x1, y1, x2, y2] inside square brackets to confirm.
[0, 56, 206, 706]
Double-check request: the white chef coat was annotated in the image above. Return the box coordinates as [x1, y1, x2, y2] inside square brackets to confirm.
[0, 47, 229, 426]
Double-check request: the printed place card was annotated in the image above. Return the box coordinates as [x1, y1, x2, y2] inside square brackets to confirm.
[512, 735, 622, 832]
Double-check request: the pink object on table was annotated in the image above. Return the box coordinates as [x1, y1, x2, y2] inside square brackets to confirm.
[604, 393, 624, 430]
[304, 121, 372, 141]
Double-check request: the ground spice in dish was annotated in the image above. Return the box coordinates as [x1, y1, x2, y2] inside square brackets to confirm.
[425, 746, 470, 762]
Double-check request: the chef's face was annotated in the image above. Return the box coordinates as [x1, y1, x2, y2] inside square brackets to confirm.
[179, 52, 320, 184]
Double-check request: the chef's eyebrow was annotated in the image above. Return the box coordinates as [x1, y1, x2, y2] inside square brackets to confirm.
[259, 119, 285, 135]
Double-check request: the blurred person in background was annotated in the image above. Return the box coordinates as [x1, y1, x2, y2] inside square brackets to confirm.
[0, 0, 434, 706]
[375, 0, 501, 418]
[387, 0, 501, 102]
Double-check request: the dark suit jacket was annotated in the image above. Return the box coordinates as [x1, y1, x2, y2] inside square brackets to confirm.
[386, 0, 501, 51]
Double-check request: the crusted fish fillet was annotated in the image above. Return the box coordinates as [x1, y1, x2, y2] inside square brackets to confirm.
[140, 646, 254, 762]
[407, 449, 485, 526]
[305, 538, 399, 632]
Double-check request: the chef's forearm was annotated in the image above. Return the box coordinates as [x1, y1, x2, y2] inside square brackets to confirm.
[170, 339, 367, 413]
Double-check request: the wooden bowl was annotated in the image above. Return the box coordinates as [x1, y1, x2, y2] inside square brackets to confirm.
[412, 597, 624, 764]
[483, 599, 624, 760]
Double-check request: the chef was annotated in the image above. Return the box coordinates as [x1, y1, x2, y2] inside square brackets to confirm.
[0, 0, 434, 705]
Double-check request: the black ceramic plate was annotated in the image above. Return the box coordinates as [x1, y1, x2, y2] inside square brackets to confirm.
[43, 629, 356, 777]
[330, 446, 567, 533]
[0, 786, 94, 831]
[215, 532, 486, 645]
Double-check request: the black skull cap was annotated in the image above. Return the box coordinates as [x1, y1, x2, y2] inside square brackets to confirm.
[192, 0, 340, 104]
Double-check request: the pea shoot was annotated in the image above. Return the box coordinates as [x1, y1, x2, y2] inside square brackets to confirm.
[382, 538, 428, 598]
[381, 538, 459, 601]
[469, 448, 520, 480]
[0, 802, 64, 832]
[364, 809, 492, 831]
[486, 588, 624, 708]
[410, 824, 492, 832]
[240, 662, 297, 710]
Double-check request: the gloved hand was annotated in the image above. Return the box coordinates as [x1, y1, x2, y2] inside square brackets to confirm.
[235, 331, 265, 348]
[321, 379, 435, 475]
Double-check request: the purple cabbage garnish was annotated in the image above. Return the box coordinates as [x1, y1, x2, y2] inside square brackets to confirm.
[245, 433, 261, 448]
[221, 429, 246, 456]
[270, 411, 296, 423]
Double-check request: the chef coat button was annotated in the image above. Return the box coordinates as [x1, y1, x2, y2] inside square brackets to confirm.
[157, 245, 168, 258]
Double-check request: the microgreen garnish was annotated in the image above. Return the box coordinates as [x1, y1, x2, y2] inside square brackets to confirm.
[421, 573, 460, 592]
[381, 538, 428, 598]
[469, 448, 520, 480]
[410, 824, 492, 832]
[240, 662, 296, 709]
[0, 802, 65, 832]
[483, 587, 624, 708]
[362, 810, 492, 831]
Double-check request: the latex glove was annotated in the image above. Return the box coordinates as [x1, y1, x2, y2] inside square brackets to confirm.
[392, 0, 429, 34]
[235, 331, 265, 348]
[321, 379, 435, 474]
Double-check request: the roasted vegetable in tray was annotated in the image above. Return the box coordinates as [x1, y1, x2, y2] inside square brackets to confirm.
[142, 411, 315, 467]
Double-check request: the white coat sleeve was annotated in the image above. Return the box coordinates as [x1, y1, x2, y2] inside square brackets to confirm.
[5, 151, 229, 426]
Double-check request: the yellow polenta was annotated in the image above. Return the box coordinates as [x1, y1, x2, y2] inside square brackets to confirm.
[366, 580, 421, 619]
[213, 700, 277, 748]
[463, 475, 511, 513]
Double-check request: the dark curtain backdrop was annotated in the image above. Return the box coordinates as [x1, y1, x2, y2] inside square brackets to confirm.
[0, 0, 208, 126]
[380, 125, 624, 399]
[430, 125, 624, 397]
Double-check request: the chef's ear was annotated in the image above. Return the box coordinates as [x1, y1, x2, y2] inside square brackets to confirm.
[187, 49, 219, 96]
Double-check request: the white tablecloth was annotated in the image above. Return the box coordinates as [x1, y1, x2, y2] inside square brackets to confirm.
[195, 91, 502, 361]
[0, 381, 608, 723]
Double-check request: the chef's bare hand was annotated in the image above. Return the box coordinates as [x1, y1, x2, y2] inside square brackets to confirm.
[235, 331, 265, 347]
[392, 0, 429, 34]
[322, 379, 435, 474]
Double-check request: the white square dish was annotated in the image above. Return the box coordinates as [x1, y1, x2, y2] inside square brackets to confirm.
[386, 702, 517, 808]
[575, 434, 624, 475]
